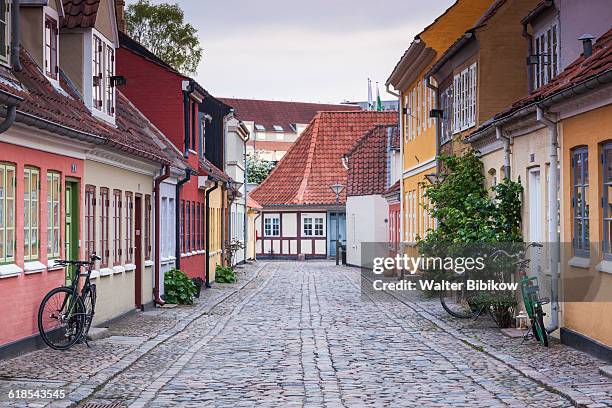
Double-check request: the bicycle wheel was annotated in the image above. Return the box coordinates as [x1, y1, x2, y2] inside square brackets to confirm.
[440, 289, 478, 318]
[82, 284, 97, 339]
[38, 287, 86, 350]
[531, 308, 549, 347]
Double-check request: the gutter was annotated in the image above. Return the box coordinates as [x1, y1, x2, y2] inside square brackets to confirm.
[153, 164, 170, 306]
[425, 76, 439, 173]
[536, 106, 560, 335]
[0, 0, 22, 134]
[205, 182, 219, 288]
[175, 169, 192, 270]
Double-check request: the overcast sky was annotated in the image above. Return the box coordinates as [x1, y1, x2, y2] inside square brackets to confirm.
[126, 0, 455, 103]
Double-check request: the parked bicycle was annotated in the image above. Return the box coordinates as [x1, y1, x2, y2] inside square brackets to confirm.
[37, 254, 100, 350]
[439, 242, 550, 346]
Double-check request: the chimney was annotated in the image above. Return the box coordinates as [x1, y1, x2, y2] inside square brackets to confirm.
[115, 0, 126, 32]
[579, 34, 595, 58]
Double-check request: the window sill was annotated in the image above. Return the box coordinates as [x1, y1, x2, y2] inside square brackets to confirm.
[124, 263, 136, 272]
[99, 268, 113, 277]
[0, 264, 23, 279]
[90, 270, 101, 279]
[47, 260, 64, 271]
[113, 265, 125, 274]
[144, 260, 154, 268]
[596, 260, 612, 275]
[24, 261, 46, 275]
[568, 256, 590, 269]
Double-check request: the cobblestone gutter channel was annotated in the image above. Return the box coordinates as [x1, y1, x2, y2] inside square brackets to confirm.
[358, 269, 611, 408]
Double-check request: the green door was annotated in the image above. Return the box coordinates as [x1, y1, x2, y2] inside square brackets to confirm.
[65, 181, 79, 281]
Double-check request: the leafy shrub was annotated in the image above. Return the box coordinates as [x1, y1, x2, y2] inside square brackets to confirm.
[215, 265, 236, 283]
[164, 269, 197, 304]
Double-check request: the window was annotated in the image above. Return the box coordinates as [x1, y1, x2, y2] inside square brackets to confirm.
[440, 86, 452, 144]
[100, 187, 109, 266]
[264, 215, 280, 237]
[186, 201, 191, 253]
[0, 0, 10, 65]
[125, 192, 133, 263]
[44, 16, 58, 79]
[452, 63, 477, 133]
[145, 194, 151, 260]
[161, 197, 167, 257]
[85, 185, 96, 260]
[303, 216, 324, 236]
[195, 202, 200, 250]
[533, 23, 558, 90]
[191, 201, 196, 251]
[168, 197, 175, 256]
[92, 34, 115, 116]
[23, 168, 40, 261]
[199, 114, 206, 158]
[46, 171, 61, 259]
[603, 145, 612, 257]
[0, 163, 15, 263]
[255, 124, 265, 132]
[200, 202, 205, 250]
[180, 200, 185, 253]
[572, 148, 589, 254]
[113, 190, 122, 264]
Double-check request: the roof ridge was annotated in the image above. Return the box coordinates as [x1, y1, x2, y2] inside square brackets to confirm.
[294, 112, 322, 204]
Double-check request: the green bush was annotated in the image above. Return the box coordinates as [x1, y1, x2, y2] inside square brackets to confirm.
[164, 269, 197, 304]
[215, 265, 236, 283]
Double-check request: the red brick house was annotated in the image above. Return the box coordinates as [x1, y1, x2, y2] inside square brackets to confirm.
[250, 111, 396, 259]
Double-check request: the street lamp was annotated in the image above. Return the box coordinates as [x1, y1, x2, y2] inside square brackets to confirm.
[330, 183, 345, 265]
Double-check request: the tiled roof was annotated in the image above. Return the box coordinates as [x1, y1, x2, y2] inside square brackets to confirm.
[346, 125, 398, 197]
[494, 28, 612, 119]
[199, 158, 229, 182]
[61, 0, 100, 29]
[0, 48, 170, 164]
[384, 180, 401, 195]
[247, 196, 263, 210]
[219, 98, 361, 133]
[250, 111, 397, 206]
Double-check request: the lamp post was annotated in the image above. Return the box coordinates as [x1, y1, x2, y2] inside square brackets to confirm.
[330, 183, 345, 265]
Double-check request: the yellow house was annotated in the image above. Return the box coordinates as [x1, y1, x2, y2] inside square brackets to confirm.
[466, 30, 612, 354]
[246, 196, 263, 260]
[386, 0, 493, 243]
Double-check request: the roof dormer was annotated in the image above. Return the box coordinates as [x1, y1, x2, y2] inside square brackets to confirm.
[58, 0, 119, 125]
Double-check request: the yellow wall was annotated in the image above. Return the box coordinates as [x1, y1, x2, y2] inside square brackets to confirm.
[247, 210, 260, 260]
[84, 159, 154, 323]
[398, 0, 493, 241]
[207, 187, 223, 281]
[561, 104, 612, 346]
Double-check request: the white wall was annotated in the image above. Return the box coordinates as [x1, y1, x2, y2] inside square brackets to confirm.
[159, 178, 177, 295]
[346, 195, 389, 267]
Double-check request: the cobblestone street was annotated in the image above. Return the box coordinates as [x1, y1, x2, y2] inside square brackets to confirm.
[0, 261, 611, 407]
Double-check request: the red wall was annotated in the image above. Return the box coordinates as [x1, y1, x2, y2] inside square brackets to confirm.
[116, 48, 186, 151]
[0, 142, 84, 345]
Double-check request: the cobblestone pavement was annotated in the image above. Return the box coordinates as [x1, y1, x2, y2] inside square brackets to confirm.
[0, 261, 610, 407]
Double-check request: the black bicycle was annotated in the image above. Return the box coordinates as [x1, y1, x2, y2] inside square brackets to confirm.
[37, 254, 100, 350]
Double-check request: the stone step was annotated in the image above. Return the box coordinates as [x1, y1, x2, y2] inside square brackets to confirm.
[87, 327, 110, 341]
[599, 365, 612, 379]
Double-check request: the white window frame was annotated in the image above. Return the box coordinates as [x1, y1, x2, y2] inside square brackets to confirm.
[0, 0, 11, 67]
[302, 216, 324, 237]
[84, 29, 116, 124]
[533, 21, 559, 90]
[452, 63, 477, 133]
[43, 6, 59, 83]
[264, 215, 280, 237]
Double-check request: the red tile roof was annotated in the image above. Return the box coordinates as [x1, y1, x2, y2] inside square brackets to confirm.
[199, 158, 229, 182]
[346, 125, 398, 197]
[384, 180, 401, 195]
[496, 28, 612, 118]
[0, 48, 170, 164]
[61, 0, 100, 29]
[247, 196, 263, 210]
[250, 111, 397, 206]
[219, 98, 361, 133]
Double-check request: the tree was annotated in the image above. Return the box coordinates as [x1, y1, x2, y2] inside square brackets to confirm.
[125, 0, 203, 75]
[247, 154, 275, 184]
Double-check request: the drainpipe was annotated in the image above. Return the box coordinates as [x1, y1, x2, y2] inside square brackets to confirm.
[243, 129, 250, 262]
[388, 84, 404, 242]
[205, 182, 219, 288]
[496, 126, 511, 179]
[536, 106, 560, 334]
[175, 169, 192, 270]
[0, 0, 22, 134]
[426, 77, 440, 173]
[153, 165, 170, 306]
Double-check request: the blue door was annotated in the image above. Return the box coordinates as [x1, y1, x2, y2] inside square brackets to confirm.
[328, 212, 346, 257]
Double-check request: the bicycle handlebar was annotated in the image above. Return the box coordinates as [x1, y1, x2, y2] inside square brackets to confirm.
[54, 253, 101, 266]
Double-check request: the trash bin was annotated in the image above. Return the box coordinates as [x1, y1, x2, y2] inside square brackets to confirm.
[340, 244, 347, 265]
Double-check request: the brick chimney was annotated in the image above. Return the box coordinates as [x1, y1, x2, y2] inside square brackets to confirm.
[115, 0, 126, 32]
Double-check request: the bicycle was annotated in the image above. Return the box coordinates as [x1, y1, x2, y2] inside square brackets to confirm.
[491, 242, 550, 347]
[37, 254, 100, 350]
